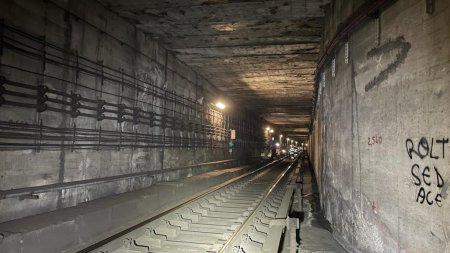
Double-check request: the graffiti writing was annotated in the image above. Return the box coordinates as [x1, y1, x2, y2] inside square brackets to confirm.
[406, 137, 448, 207]
[365, 36, 411, 92]
[406, 137, 448, 159]
[411, 164, 444, 206]
[368, 135, 382, 146]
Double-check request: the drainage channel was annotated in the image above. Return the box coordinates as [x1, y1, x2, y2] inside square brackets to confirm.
[82, 159, 297, 253]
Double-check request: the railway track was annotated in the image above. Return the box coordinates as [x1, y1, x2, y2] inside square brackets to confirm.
[81, 158, 299, 253]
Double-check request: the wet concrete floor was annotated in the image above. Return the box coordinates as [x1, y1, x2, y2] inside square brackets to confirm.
[297, 158, 347, 253]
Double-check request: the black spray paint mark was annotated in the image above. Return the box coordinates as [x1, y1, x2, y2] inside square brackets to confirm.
[406, 137, 449, 160]
[412, 164, 445, 207]
[365, 36, 411, 92]
[407, 137, 448, 207]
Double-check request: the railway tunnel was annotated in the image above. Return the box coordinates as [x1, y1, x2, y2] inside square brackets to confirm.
[0, 0, 449, 252]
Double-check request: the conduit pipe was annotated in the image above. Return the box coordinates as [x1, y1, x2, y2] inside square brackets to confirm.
[316, 0, 396, 72]
[0, 159, 239, 200]
[311, 0, 396, 132]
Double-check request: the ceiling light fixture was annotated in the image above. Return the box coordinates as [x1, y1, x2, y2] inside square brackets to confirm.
[215, 102, 226, 110]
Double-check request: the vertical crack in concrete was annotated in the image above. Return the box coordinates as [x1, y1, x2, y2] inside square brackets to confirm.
[351, 62, 363, 212]
[57, 8, 73, 208]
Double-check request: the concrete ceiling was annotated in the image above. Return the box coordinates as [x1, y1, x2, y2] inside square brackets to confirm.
[100, 0, 329, 134]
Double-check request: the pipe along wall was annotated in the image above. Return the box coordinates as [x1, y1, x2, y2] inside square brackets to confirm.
[0, 0, 265, 223]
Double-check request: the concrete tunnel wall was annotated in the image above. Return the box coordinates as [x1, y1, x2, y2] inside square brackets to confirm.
[310, 0, 450, 252]
[0, 0, 264, 223]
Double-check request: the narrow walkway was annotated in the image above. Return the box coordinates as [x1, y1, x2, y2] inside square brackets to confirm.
[298, 158, 347, 253]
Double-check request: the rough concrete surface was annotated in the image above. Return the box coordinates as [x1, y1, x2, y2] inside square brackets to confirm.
[0, 0, 448, 252]
[0, 0, 262, 223]
[299, 160, 347, 253]
[311, 0, 450, 252]
[0, 165, 252, 253]
[97, 0, 331, 133]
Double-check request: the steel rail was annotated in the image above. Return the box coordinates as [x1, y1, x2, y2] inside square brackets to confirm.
[76, 157, 286, 253]
[218, 158, 297, 253]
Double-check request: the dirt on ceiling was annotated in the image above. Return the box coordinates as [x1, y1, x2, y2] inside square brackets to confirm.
[100, 0, 329, 134]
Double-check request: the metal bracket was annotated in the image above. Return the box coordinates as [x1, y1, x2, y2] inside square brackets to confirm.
[37, 85, 48, 112]
[132, 107, 140, 125]
[70, 92, 81, 117]
[97, 99, 105, 121]
[426, 0, 434, 14]
[344, 41, 349, 64]
[117, 103, 125, 123]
